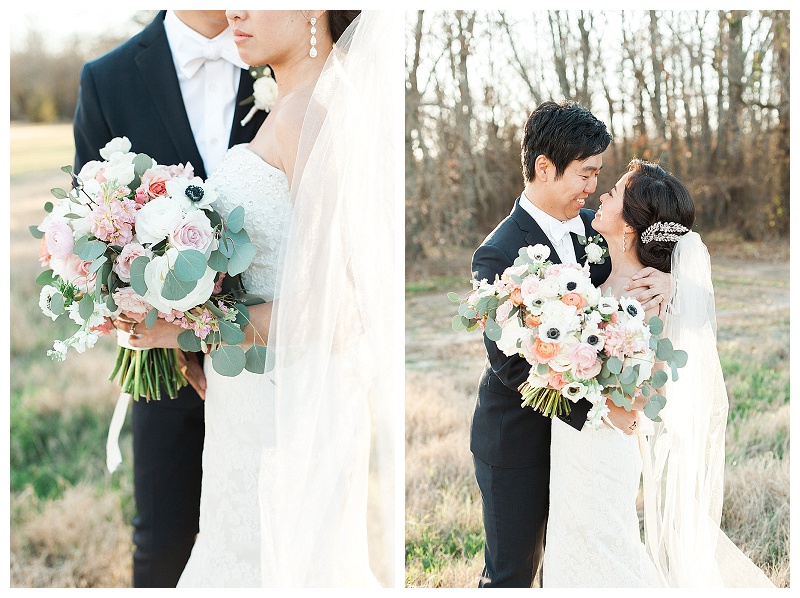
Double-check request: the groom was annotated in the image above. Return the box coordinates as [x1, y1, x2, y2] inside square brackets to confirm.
[73, 10, 266, 587]
[470, 100, 668, 588]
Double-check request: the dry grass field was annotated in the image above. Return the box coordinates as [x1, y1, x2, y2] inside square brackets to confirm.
[405, 239, 790, 587]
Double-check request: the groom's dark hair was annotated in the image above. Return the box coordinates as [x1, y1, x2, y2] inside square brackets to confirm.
[521, 100, 612, 181]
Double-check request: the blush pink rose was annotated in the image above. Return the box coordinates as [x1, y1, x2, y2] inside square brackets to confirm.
[140, 167, 171, 200]
[548, 371, 568, 390]
[114, 243, 150, 283]
[39, 236, 52, 267]
[51, 254, 96, 293]
[112, 286, 151, 317]
[570, 342, 601, 379]
[45, 219, 75, 260]
[169, 210, 215, 252]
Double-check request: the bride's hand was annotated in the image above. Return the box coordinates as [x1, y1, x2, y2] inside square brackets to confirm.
[604, 399, 638, 435]
[125, 315, 184, 349]
[178, 350, 206, 400]
[625, 267, 672, 318]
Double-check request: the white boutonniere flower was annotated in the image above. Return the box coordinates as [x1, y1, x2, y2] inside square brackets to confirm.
[577, 234, 608, 265]
[240, 66, 278, 126]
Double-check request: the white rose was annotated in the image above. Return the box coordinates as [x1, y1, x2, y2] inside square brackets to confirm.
[253, 75, 279, 110]
[135, 195, 184, 245]
[495, 313, 527, 357]
[169, 209, 216, 253]
[101, 158, 136, 187]
[143, 248, 217, 313]
[586, 243, 605, 263]
[99, 137, 132, 160]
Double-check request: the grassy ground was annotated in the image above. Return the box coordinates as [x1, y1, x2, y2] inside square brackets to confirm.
[10, 123, 134, 587]
[405, 241, 790, 587]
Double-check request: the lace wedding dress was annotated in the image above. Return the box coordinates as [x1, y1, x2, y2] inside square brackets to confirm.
[543, 416, 661, 587]
[177, 145, 292, 588]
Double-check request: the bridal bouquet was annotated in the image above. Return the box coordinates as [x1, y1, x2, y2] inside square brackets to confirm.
[33, 137, 268, 401]
[450, 244, 687, 429]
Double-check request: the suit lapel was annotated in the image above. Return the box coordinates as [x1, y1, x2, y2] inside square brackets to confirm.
[510, 198, 563, 265]
[134, 14, 206, 178]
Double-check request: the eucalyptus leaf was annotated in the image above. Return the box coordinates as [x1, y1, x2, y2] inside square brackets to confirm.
[161, 270, 196, 301]
[656, 338, 675, 361]
[173, 249, 208, 282]
[648, 316, 664, 335]
[50, 292, 64, 315]
[218, 235, 234, 258]
[244, 344, 267, 374]
[233, 293, 266, 306]
[640, 384, 652, 397]
[651, 368, 668, 388]
[130, 256, 150, 296]
[78, 295, 95, 321]
[89, 255, 108, 274]
[133, 153, 154, 178]
[447, 292, 460, 303]
[619, 366, 637, 386]
[227, 232, 257, 276]
[452, 315, 466, 332]
[219, 319, 246, 345]
[29, 225, 45, 239]
[537, 363, 550, 375]
[226, 205, 245, 233]
[643, 393, 667, 420]
[44, 201, 54, 213]
[672, 349, 688, 368]
[484, 318, 502, 342]
[606, 356, 623, 375]
[106, 294, 117, 312]
[234, 303, 250, 322]
[178, 329, 203, 353]
[51, 187, 69, 199]
[208, 250, 229, 272]
[145, 308, 159, 329]
[210, 344, 246, 376]
[207, 209, 223, 228]
[35, 269, 56, 286]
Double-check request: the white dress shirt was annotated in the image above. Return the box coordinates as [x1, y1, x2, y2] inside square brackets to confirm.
[519, 192, 585, 264]
[164, 10, 248, 175]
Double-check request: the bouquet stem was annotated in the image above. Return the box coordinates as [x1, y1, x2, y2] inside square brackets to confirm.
[519, 383, 572, 418]
[109, 346, 188, 402]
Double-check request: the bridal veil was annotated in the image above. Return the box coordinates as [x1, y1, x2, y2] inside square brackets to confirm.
[257, 12, 400, 587]
[642, 231, 774, 587]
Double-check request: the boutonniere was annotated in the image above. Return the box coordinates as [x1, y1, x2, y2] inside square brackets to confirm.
[240, 65, 278, 126]
[577, 234, 608, 265]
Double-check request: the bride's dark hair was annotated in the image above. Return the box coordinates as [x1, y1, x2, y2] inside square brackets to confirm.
[622, 159, 695, 273]
[328, 10, 361, 42]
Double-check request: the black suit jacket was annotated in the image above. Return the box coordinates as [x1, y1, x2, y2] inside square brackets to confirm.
[470, 198, 612, 468]
[73, 10, 266, 179]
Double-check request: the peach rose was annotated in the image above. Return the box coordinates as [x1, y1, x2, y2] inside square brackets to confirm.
[525, 313, 542, 328]
[548, 371, 568, 389]
[531, 336, 560, 363]
[561, 292, 587, 310]
[510, 288, 524, 306]
[39, 236, 52, 267]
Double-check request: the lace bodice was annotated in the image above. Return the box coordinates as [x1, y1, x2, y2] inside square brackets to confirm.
[208, 145, 292, 299]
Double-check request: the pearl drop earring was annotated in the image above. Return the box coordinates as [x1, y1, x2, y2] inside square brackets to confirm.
[309, 17, 318, 58]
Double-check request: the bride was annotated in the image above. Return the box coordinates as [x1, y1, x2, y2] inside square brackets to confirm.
[125, 10, 397, 587]
[543, 159, 775, 587]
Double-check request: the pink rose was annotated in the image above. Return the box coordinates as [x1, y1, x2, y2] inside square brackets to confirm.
[569, 342, 601, 379]
[548, 371, 568, 390]
[45, 219, 75, 260]
[213, 272, 226, 295]
[494, 300, 513, 325]
[39, 237, 52, 267]
[51, 254, 96, 293]
[114, 242, 150, 283]
[169, 210, 215, 252]
[520, 276, 540, 297]
[112, 287, 151, 317]
[140, 167, 172, 200]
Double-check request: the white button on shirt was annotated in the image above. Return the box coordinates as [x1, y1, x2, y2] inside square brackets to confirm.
[164, 10, 247, 175]
[519, 192, 584, 264]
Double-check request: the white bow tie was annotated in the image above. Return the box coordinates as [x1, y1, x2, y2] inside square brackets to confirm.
[176, 34, 247, 78]
[549, 217, 585, 242]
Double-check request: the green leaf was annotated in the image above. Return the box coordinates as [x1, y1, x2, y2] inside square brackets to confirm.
[643, 393, 667, 421]
[651, 368, 668, 388]
[219, 319, 246, 345]
[208, 250, 229, 272]
[609, 388, 629, 409]
[447, 292, 460, 303]
[50, 187, 69, 200]
[537, 363, 550, 376]
[130, 256, 150, 296]
[648, 316, 664, 335]
[44, 201, 54, 213]
[606, 356, 623, 375]
[484, 318, 502, 342]
[106, 294, 118, 312]
[619, 366, 637, 386]
[172, 249, 208, 282]
[74, 238, 107, 261]
[50, 292, 64, 315]
[640, 384, 651, 397]
[61, 165, 73, 174]
[29, 225, 45, 239]
[452, 315, 466, 332]
[161, 270, 196, 301]
[672, 349, 688, 369]
[218, 235, 234, 258]
[89, 255, 108, 274]
[178, 329, 203, 352]
[145, 308, 159, 329]
[133, 153, 154, 178]
[36, 269, 57, 286]
[656, 338, 675, 361]
[210, 344, 246, 376]
[207, 209, 223, 229]
[226, 205, 245, 233]
[244, 344, 267, 374]
[78, 295, 94, 321]
[226, 230, 258, 276]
